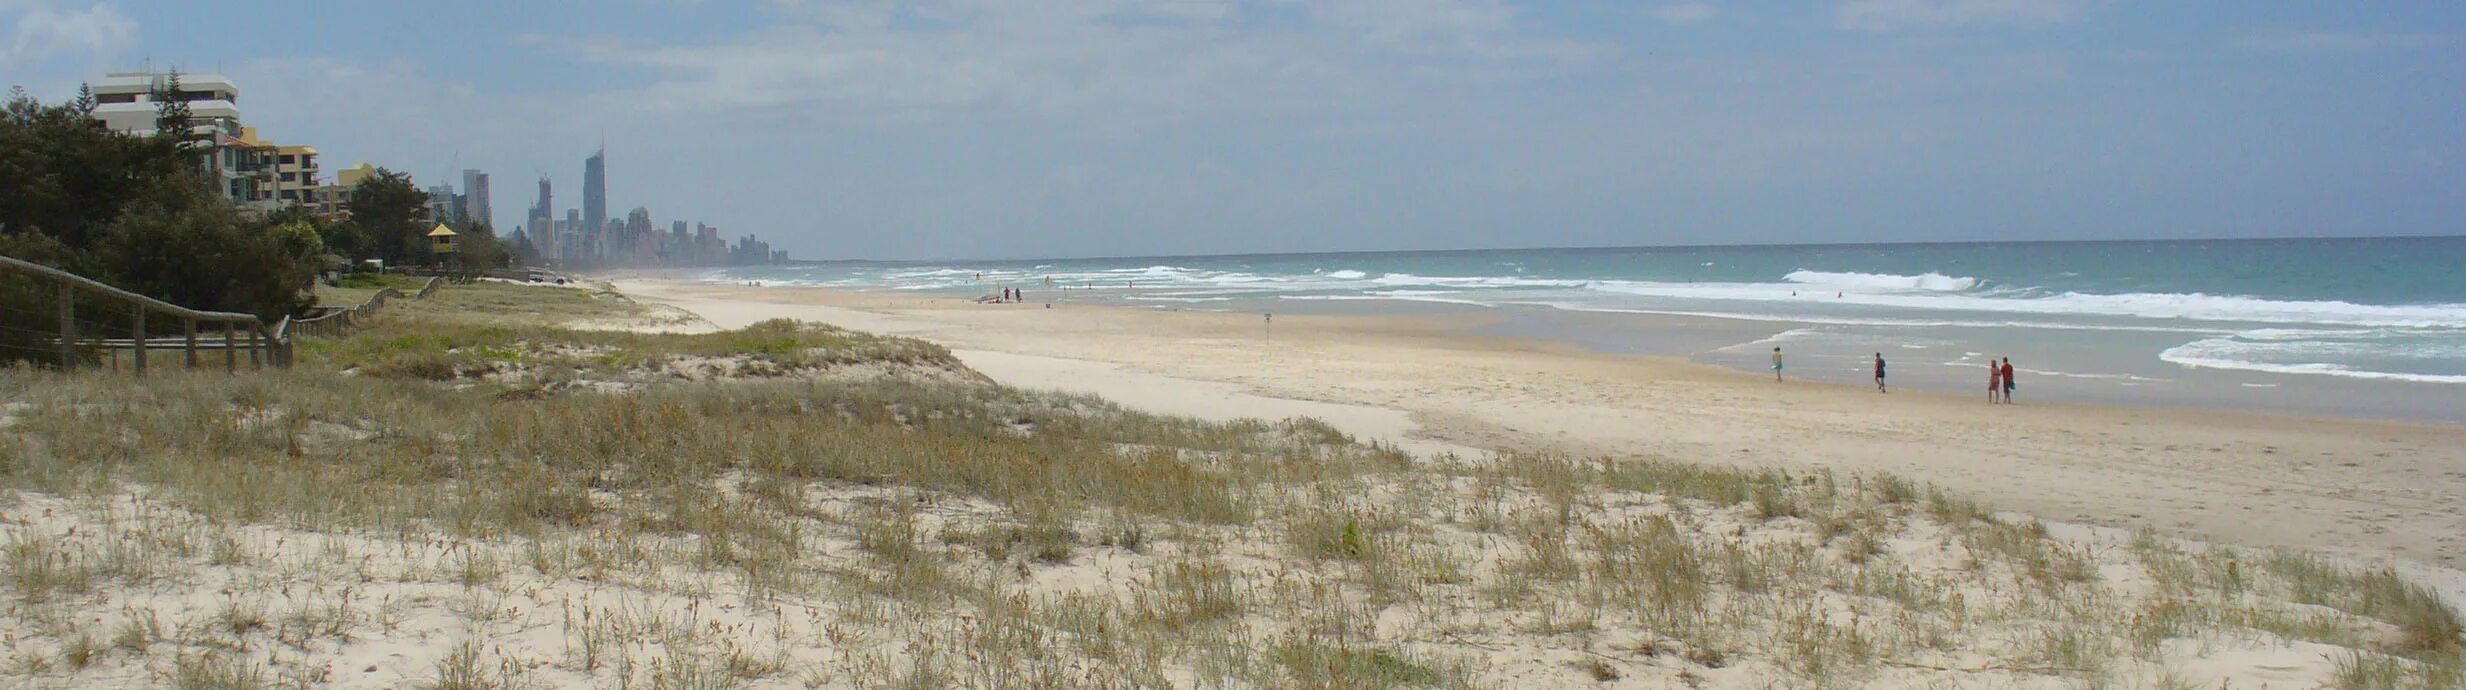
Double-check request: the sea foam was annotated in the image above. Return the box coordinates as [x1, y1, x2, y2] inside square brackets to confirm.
[2158, 328, 2466, 384]
[1784, 270, 1980, 293]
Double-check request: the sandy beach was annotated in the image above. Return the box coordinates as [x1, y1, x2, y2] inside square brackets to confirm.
[614, 278, 2466, 582]
[12, 276, 2465, 688]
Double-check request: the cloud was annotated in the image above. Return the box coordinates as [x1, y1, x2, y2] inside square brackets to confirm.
[1285, 0, 1516, 48]
[533, 0, 1607, 124]
[1835, 0, 2109, 32]
[1648, 3, 1717, 26]
[2236, 32, 2446, 54]
[4, 1, 134, 66]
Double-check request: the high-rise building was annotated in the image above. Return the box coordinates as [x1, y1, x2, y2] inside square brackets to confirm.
[228, 127, 318, 212]
[267, 142, 319, 207]
[88, 71, 259, 207]
[669, 221, 690, 264]
[462, 169, 492, 231]
[582, 148, 606, 264]
[696, 223, 722, 266]
[311, 162, 378, 219]
[564, 209, 583, 262]
[530, 177, 554, 261]
[425, 183, 460, 226]
[88, 71, 242, 136]
[623, 208, 652, 263]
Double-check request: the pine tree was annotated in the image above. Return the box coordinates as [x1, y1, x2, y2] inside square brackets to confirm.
[151, 70, 193, 142]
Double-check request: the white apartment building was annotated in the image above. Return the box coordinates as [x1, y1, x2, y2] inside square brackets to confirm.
[88, 71, 242, 136]
[87, 71, 311, 213]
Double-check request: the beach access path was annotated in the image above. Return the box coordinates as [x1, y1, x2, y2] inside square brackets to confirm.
[610, 279, 2466, 581]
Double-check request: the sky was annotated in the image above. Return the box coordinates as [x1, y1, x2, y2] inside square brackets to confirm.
[3, 1, 2462, 261]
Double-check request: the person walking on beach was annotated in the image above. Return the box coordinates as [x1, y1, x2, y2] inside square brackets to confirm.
[1772, 347, 1784, 382]
[1988, 359, 2003, 404]
[1874, 353, 1887, 393]
[2001, 358, 2017, 404]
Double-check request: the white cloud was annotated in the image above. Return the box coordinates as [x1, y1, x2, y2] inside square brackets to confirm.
[1835, 0, 2109, 32]
[1649, 2, 1717, 26]
[1287, 0, 1516, 47]
[2236, 32, 2445, 54]
[534, 0, 1606, 123]
[4, 1, 134, 66]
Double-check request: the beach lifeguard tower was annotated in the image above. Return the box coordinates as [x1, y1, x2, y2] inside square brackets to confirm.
[426, 224, 458, 260]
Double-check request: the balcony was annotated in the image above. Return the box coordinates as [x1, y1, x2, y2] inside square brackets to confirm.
[186, 100, 240, 121]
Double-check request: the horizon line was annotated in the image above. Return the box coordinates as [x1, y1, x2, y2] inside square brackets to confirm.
[780, 232, 2466, 266]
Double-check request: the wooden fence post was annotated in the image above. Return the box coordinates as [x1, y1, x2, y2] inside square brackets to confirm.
[185, 318, 198, 369]
[247, 328, 262, 369]
[57, 282, 75, 368]
[132, 308, 147, 377]
[224, 322, 237, 373]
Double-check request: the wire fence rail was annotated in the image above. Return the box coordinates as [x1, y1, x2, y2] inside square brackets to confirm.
[1, 255, 301, 374]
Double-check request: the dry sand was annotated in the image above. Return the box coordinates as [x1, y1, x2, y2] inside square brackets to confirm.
[611, 279, 2466, 586]
[10, 279, 2462, 688]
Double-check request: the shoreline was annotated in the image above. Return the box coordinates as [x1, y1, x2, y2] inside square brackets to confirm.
[608, 277, 2466, 577]
[648, 263, 2466, 427]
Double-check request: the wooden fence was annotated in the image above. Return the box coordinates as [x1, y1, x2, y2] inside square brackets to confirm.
[285, 276, 443, 339]
[1, 254, 287, 373]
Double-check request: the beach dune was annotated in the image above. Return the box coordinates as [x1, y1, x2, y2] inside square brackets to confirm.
[614, 278, 2466, 593]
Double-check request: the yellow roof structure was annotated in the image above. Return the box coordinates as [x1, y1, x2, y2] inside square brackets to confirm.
[427, 224, 457, 237]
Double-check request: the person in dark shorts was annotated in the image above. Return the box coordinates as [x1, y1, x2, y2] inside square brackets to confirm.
[1874, 353, 1887, 393]
[1772, 347, 1784, 382]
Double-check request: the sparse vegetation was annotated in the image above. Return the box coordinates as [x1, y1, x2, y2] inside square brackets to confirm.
[0, 279, 2457, 688]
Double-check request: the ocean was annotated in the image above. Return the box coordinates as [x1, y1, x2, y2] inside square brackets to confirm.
[702, 237, 2466, 423]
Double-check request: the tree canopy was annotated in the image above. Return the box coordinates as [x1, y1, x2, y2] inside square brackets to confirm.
[2, 85, 322, 344]
[345, 168, 429, 267]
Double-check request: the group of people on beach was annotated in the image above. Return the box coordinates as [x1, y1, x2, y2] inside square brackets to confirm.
[1769, 346, 2016, 404]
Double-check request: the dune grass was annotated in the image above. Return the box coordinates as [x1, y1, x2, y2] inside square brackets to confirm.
[0, 279, 2458, 688]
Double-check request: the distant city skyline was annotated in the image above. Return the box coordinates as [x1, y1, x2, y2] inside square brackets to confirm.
[4, 2, 2461, 261]
[477, 146, 775, 268]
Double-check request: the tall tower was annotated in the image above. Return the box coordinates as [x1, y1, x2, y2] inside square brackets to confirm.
[462, 169, 492, 231]
[582, 148, 606, 263]
[531, 177, 554, 260]
[565, 209, 583, 262]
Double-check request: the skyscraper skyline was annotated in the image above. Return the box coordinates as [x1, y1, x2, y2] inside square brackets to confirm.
[500, 144, 779, 268]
